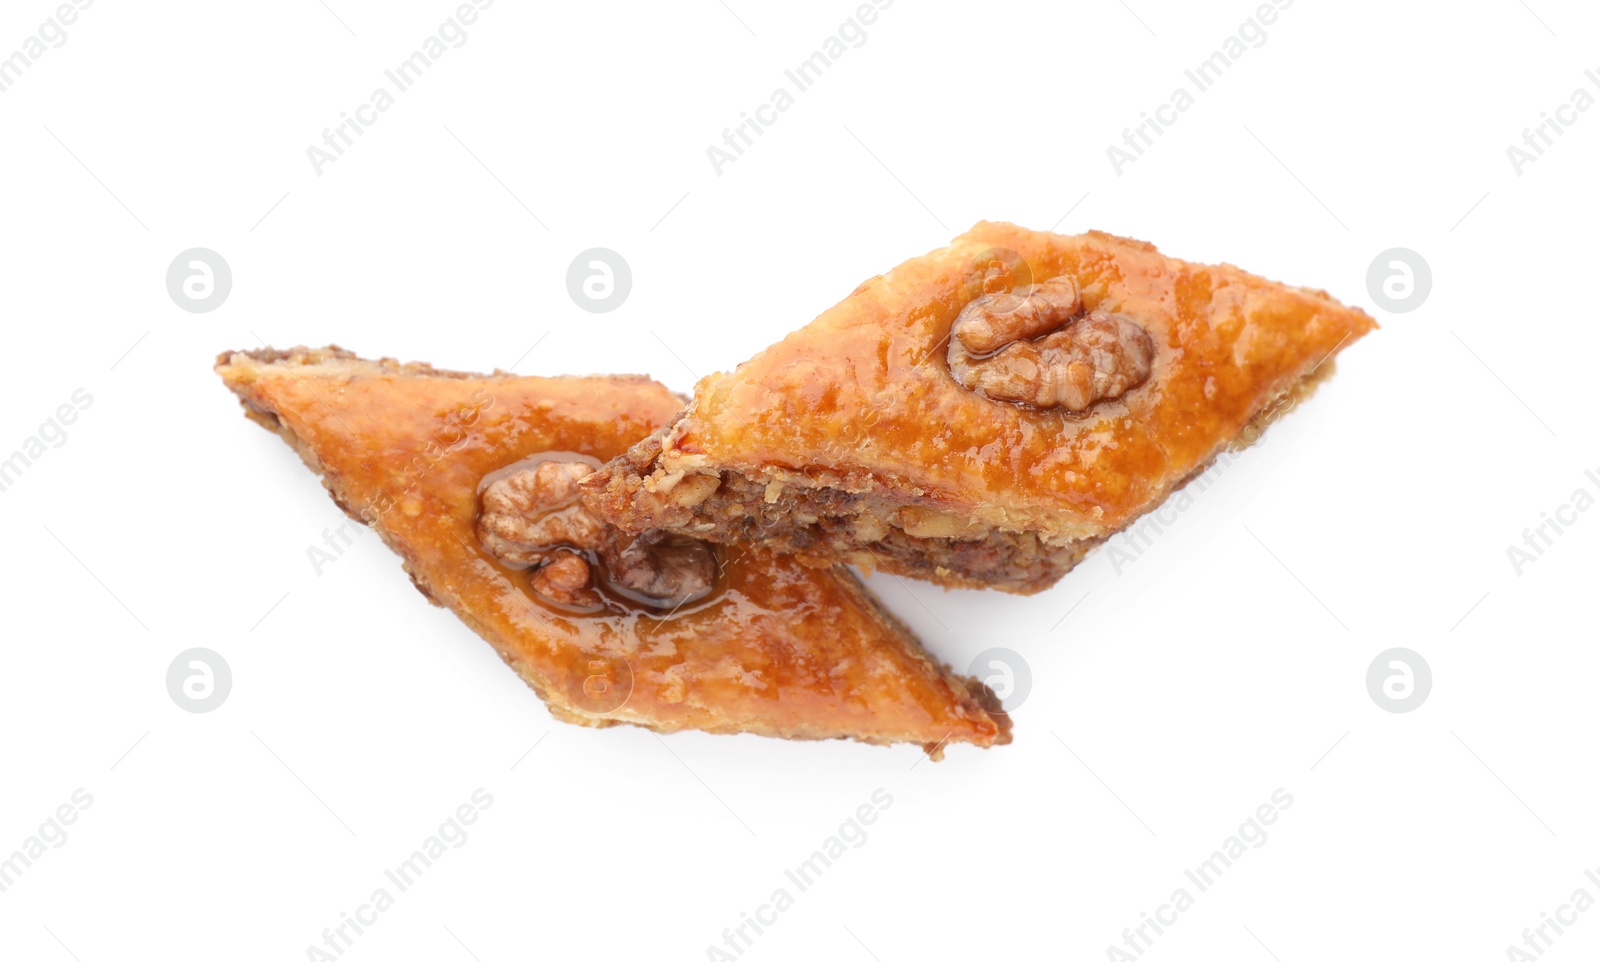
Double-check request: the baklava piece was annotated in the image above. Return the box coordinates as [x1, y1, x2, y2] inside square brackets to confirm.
[216, 347, 1006, 753]
[584, 223, 1376, 594]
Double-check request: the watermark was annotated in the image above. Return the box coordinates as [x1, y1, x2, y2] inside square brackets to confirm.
[961, 247, 1034, 303]
[304, 788, 494, 961]
[357, 388, 495, 522]
[1107, 0, 1296, 175]
[1366, 248, 1431, 313]
[1105, 789, 1294, 960]
[1105, 450, 1242, 575]
[307, 518, 371, 576]
[0, 0, 95, 96]
[306, 0, 497, 176]
[1504, 870, 1600, 960]
[0, 789, 93, 896]
[566, 652, 633, 714]
[166, 248, 232, 314]
[705, 788, 893, 960]
[0, 388, 93, 495]
[967, 648, 1031, 713]
[167, 648, 233, 714]
[1108, 378, 1312, 574]
[296, 389, 494, 576]
[566, 248, 632, 314]
[706, 0, 896, 176]
[1506, 69, 1600, 176]
[1106, 483, 1207, 575]
[1366, 648, 1431, 714]
[297, 390, 493, 581]
[1506, 468, 1599, 576]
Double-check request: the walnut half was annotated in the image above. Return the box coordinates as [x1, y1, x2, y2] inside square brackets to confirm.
[947, 274, 1155, 412]
[478, 460, 717, 611]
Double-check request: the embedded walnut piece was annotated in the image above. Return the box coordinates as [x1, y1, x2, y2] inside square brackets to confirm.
[607, 530, 717, 607]
[956, 274, 1083, 354]
[528, 551, 603, 610]
[948, 274, 1156, 412]
[478, 461, 604, 565]
[479, 461, 715, 609]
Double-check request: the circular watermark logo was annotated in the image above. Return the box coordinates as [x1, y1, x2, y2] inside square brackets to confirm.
[566, 248, 632, 314]
[967, 647, 1032, 713]
[961, 247, 1034, 311]
[567, 653, 633, 715]
[1366, 248, 1431, 314]
[1366, 647, 1431, 714]
[166, 248, 233, 314]
[167, 648, 232, 714]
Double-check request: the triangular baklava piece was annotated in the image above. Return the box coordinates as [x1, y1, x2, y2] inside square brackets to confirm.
[216, 347, 1006, 752]
[584, 223, 1377, 594]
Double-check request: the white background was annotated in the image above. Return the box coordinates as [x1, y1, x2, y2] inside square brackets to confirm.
[1, 0, 1597, 959]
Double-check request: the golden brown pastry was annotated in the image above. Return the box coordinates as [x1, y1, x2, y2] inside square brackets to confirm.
[584, 223, 1377, 594]
[216, 347, 1006, 752]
